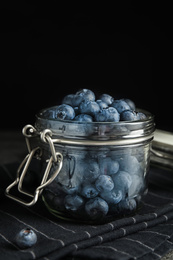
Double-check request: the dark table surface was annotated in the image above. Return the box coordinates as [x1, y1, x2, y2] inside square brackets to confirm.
[0, 130, 173, 260]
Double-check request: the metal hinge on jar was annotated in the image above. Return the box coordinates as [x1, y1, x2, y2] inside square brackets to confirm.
[5, 125, 63, 206]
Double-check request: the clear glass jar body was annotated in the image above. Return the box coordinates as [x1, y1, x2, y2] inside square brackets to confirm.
[35, 108, 155, 223]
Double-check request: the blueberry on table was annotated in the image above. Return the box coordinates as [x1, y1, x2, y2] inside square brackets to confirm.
[95, 107, 120, 122]
[85, 197, 109, 219]
[120, 110, 138, 121]
[79, 100, 100, 116]
[15, 228, 37, 249]
[64, 194, 84, 211]
[99, 94, 114, 105]
[95, 175, 114, 192]
[111, 100, 130, 114]
[56, 104, 75, 120]
[74, 114, 93, 122]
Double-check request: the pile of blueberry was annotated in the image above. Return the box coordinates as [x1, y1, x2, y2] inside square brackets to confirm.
[43, 89, 146, 122]
[41, 89, 149, 222]
[43, 149, 147, 222]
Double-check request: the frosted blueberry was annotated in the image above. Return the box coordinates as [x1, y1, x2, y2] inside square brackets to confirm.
[111, 100, 130, 114]
[136, 112, 147, 120]
[79, 100, 100, 116]
[112, 171, 132, 199]
[74, 114, 93, 122]
[95, 175, 114, 192]
[129, 174, 145, 197]
[56, 104, 75, 120]
[42, 108, 57, 119]
[99, 94, 114, 105]
[100, 190, 122, 204]
[62, 94, 75, 106]
[99, 157, 119, 175]
[73, 89, 95, 106]
[95, 107, 120, 122]
[119, 155, 141, 175]
[123, 98, 136, 110]
[81, 184, 99, 198]
[96, 100, 108, 109]
[81, 159, 100, 183]
[120, 110, 138, 121]
[15, 228, 37, 249]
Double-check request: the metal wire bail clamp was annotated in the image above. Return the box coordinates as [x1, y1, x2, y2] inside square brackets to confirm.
[5, 124, 63, 206]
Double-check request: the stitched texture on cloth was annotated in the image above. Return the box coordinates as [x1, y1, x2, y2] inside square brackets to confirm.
[0, 163, 173, 260]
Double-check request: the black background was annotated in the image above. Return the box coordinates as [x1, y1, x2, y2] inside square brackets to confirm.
[0, 2, 172, 131]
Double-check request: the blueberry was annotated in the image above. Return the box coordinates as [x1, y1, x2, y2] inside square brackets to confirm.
[112, 171, 132, 192]
[74, 114, 93, 122]
[95, 107, 120, 122]
[73, 89, 95, 106]
[123, 98, 136, 110]
[136, 112, 147, 120]
[56, 104, 75, 120]
[95, 175, 114, 192]
[132, 147, 145, 162]
[99, 157, 119, 175]
[85, 197, 109, 219]
[81, 159, 100, 183]
[111, 100, 130, 114]
[129, 174, 144, 197]
[71, 94, 84, 107]
[62, 94, 75, 106]
[99, 94, 114, 105]
[64, 194, 84, 211]
[81, 184, 99, 198]
[117, 198, 137, 213]
[119, 155, 141, 175]
[112, 171, 132, 201]
[120, 110, 138, 121]
[42, 108, 57, 119]
[15, 228, 37, 249]
[79, 100, 100, 116]
[100, 190, 122, 204]
[96, 100, 108, 109]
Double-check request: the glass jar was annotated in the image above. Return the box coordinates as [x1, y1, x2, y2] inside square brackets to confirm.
[6, 107, 155, 224]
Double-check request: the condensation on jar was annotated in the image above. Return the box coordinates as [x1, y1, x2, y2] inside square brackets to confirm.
[35, 108, 155, 223]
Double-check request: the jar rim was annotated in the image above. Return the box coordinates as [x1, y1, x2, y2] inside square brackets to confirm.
[36, 106, 154, 126]
[35, 107, 155, 142]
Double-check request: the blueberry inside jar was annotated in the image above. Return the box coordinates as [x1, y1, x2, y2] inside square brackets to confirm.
[35, 89, 155, 223]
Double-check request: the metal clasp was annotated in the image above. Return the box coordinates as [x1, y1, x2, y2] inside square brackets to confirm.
[5, 125, 63, 206]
